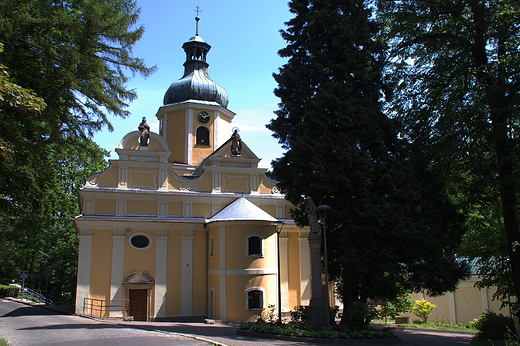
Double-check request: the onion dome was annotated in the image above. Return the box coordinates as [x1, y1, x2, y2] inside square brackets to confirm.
[163, 16, 229, 108]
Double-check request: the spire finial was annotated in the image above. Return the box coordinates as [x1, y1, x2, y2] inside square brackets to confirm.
[194, 5, 202, 36]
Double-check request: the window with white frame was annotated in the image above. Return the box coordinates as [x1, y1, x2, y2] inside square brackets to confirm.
[246, 288, 264, 310]
[247, 235, 263, 257]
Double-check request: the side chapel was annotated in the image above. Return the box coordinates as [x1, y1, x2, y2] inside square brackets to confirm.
[74, 20, 316, 322]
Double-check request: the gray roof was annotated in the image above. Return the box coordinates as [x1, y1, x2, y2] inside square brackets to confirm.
[207, 197, 279, 223]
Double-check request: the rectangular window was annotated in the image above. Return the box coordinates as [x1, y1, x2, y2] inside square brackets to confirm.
[248, 290, 263, 310]
[248, 236, 262, 256]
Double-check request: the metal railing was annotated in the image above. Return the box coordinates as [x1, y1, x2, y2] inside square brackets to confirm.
[83, 298, 130, 319]
[9, 286, 53, 305]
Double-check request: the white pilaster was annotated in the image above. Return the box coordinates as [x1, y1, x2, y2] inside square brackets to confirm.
[155, 231, 169, 318]
[214, 110, 220, 148]
[219, 225, 226, 320]
[181, 230, 194, 316]
[75, 230, 93, 315]
[110, 230, 126, 317]
[449, 291, 457, 324]
[299, 232, 311, 305]
[186, 109, 193, 164]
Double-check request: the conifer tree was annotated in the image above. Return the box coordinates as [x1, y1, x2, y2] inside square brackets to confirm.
[269, 0, 469, 321]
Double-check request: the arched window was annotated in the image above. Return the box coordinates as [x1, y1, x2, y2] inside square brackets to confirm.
[196, 126, 210, 145]
[247, 235, 263, 256]
[246, 288, 264, 310]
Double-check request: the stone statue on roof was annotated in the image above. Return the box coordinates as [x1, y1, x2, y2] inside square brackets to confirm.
[231, 128, 242, 156]
[138, 117, 150, 146]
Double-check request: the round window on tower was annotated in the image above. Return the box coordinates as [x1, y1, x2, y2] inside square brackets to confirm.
[129, 233, 151, 250]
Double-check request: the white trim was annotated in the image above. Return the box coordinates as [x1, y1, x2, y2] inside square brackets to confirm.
[481, 287, 489, 311]
[128, 232, 152, 251]
[214, 110, 220, 148]
[449, 291, 457, 324]
[246, 234, 264, 257]
[75, 231, 93, 314]
[181, 231, 194, 316]
[155, 233, 168, 318]
[245, 287, 265, 310]
[219, 225, 226, 320]
[208, 268, 277, 275]
[186, 109, 193, 164]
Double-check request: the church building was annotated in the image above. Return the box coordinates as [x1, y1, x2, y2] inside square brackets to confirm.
[74, 20, 315, 322]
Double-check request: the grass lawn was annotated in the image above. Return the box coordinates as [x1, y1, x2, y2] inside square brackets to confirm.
[373, 319, 478, 333]
[0, 338, 8, 346]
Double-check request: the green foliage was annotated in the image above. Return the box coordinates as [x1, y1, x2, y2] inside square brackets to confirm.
[0, 43, 46, 116]
[342, 302, 376, 331]
[377, 292, 414, 320]
[238, 321, 394, 339]
[0, 0, 156, 147]
[0, 140, 108, 304]
[412, 299, 436, 323]
[377, 0, 520, 303]
[474, 311, 515, 341]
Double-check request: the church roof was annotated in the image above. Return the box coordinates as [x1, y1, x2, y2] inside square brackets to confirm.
[163, 17, 228, 108]
[207, 197, 279, 223]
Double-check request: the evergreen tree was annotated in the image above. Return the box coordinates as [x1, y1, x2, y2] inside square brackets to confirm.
[0, 0, 155, 147]
[269, 0, 469, 322]
[378, 0, 520, 304]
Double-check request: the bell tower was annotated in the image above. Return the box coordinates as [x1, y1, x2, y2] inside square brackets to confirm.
[155, 12, 235, 169]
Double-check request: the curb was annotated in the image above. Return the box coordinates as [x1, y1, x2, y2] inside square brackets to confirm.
[236, 329, 403, 345]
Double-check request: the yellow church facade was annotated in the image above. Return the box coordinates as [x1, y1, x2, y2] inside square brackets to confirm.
[74, 28, 314, 322]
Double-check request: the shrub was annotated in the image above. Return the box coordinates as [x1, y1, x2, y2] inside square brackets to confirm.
[412, 298, 436, 323]
[343, 301, 376, 330]
[474, 310, 515, 340]
[377, 293, 415, 320]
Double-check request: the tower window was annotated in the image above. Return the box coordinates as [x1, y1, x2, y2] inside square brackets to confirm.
[196, 126, 210, 145]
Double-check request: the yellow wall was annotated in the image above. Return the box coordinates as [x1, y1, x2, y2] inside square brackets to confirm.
[287, 232, 302, 309]
[258, 174, 275, 194]
[225, 224, 276, 270]
[168, 202, 183, 216]
[97, 165, 118, 187]
[260, 205, 276, 218]
[166, 110, 186, 163]
[123, 231, 156, 276]
[126, 200, 157, 216]
[196, 173, 212, 192]
[226, 274, 277, 321]
[192, 230, 207, 315]
[166, 230, 183, 316]
[193, 202, 212, 218]
[93, 199, 116, 214]
[89, 230, 113, 302]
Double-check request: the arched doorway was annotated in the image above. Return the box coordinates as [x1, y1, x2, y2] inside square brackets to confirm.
[123, 272, 155, 321]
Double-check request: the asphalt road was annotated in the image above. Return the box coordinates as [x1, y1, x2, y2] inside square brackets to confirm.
[0, 299, 209, 346]
[0, 299, 475, 346]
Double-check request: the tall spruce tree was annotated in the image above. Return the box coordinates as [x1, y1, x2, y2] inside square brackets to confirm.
[269, 0, 469, 321]
[0, 0, 155, 147]
[378, 0, 520, 305]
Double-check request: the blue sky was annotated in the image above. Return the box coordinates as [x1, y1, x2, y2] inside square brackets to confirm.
[93, 1, 293, 168]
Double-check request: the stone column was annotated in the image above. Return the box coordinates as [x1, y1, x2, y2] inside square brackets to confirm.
[308, 231, 326, 327]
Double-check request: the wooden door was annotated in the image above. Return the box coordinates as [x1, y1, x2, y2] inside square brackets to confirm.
[129, 289, 147, 321]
